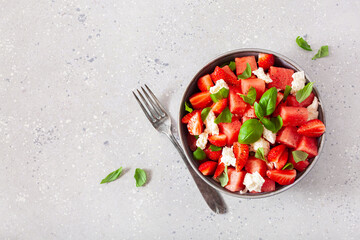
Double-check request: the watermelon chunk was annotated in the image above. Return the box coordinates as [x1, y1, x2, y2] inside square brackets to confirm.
[295, 136, 318, 158]
[222, 65, 238, 84]
[287, 93, 315, 108]
[268, 66, 294, 90]
[218, 116, 242, 146]
[228, 85, 248, 115]
[225, 168, 246, 192]
[235, 56, 258, 75]
[276, 92, 284, 106]
[245, 156, 267, 177]
[276, 126, 302, 148]
[241, 78, 265, 99]
[261, 177, 276, 192]
[279, 106, 308, 126]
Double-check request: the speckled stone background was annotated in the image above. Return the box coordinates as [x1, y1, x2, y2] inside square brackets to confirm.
[1, 0, 359, 239]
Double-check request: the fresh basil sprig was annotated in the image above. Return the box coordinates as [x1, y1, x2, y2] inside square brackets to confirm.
[292, 151, 308, 163]
[201, 107, 212, 121]
[228, 61, 236, 71]
[255, 147, 266, 161]
[312, 45, 329, 60]
[237, 63, 252, 79]
[283, 85, 292, 102]
[282, 163, 294, 170]
[193, 147, 206, 160]
[209, 145, 222, 151]
[100, 167, 123, 184]
[134, 168, 147, 187]
[218, 165, 229, 187]
[238, 119, 263, 144]
[214, 107, 232, 124]
[238, 87, 256, 105]
[296, 36, 312, 51]
[261, 116, 283, 133]
[185, 102, 193, 113]
[254, 87, 277, 119]
[210, 87, 229, 103]
[296, 82, 314, 103]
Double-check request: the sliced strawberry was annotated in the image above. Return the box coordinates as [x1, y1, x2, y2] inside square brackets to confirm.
[187, 111, 203, 135]
[267, 145, 288, 170]
[297, 119, 326, 137]
[258, 53, 275, 71]
[189, 91, 212, 109]
[233, 142, 249, 172]
[211, 98, 228, 115]
[266, 169, 296, 185]
[198, 161, 218, 176]
[213, 161, 225, 179]
[225, 168, 246, 192]
[289, 151, 310, 172]
[187, 134, 197, 151]
[181, 110, 199, 124]
[211, 66, 241, 85]
[245, 156, 267, 177]
[203, 145, 222, 161]
[197, 74, 214, 92]
[208, 133, 227, 147]
[261, 177, 276, 192]
[222, 65, 239, 85]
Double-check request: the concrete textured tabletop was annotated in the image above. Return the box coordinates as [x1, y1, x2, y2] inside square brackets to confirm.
[1, 0, 359, 239]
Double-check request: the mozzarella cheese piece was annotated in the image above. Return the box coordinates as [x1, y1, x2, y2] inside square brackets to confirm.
[250, 137, 270, 156]
[220, 146, 236, 167]
[204, 111, 219, 135]
[196, 132, 208, 150]
[262, 126, 276, 144]
[209, 79, 229, 94]
[252, 67, 273, 83]
[242, 172, 265, 193]
[307, 96, 319, 121]
[291, 71, 306, 95]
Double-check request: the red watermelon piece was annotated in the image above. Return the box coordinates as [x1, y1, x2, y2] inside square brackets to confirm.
[235, 56, 258, 75]
[222, 65, 239, 84]
[268, 66, 294, 90]
[295, 136, 318, 158]
[218, 116, 242, 146]
[228, 85, 248, 115]
[276, 126, 302, 148]
[279, 106, 308, 126]
[261, 177, 276, 192]
[241, 78, 266, 99]
[287, 93, 315, 108]
[225, 168, 246, 192]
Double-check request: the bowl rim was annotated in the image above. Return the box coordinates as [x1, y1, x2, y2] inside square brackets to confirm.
[178, 48, 326, 199]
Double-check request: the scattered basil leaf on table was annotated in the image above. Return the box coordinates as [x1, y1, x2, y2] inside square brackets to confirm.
[218, 165, 229, 187]
[282, 163, 294, 170]
[209, 145, 222, 151]
[296, 82, 314, 103]
[228, 61, 236, 71]
[238, 119, 264, 144]
[214, 107, 232, 124]
[258, 87, 278, 116]
[237, 63, 252, 79]
[283, 85, 292, 102]
[185, 102, 193, 113]
[193, 147, 206, 160]
[201, 107, 212, 121]
[312, 45, 329, 60]
[296, 36, 312, 51]
[100, 167, 123, 184]
[237, 87, 257, 105]
[292, 150, 309, 163]
[255, 147, 266, 161]
[134, 168, 147, 187]
[210, 87, 229, 103]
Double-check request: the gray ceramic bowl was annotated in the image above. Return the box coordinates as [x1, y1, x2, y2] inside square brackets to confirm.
[178, 48, 325, 199]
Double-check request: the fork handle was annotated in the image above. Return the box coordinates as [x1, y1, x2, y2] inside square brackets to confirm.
[165, 132, 227, 214]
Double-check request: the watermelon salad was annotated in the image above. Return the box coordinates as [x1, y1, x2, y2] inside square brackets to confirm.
[182, 53, 326, 194]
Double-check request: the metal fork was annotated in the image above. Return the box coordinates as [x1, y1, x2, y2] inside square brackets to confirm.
[133, 84, 226, 214]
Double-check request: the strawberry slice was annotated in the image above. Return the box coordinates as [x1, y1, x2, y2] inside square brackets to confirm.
[261, 177, 276, 192]
[245, 156, 267, 177]
[258, 53, 275, 70]
[211, 98, 228, 115]
[203, 145, 222, 161]
[198, 161, 218, 176]
[186, 134, 197, 151]
[187, 111, 203, 135]
[197, 74, 214, 92]
[289, 151, 310, 172]
[297, 119, 326, 137]
[208, 134, 227, 147]
[266, 169, 296, 185]
[181, 110, 200, 124]
[189, 91, 212, 109]
[267, 145, 289, 170]
[213, 161, 225, 179]
[211, 66, 241, 85]
[233, 142, 249, 172]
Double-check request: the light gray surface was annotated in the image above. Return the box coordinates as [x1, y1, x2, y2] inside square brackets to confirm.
[0, 0, 359, 239]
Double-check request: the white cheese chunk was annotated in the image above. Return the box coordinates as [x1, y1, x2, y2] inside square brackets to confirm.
[252, 67, 273, 83]
[262, 126, 276, 144]
[196, 132, 208, 150]
[209, 79, 229, 94]
[291, 71, 306, 95]
[242, 172, 265, 193]
[204, 111, 219, 135]
[307, 96, 319, 121]
[250, 137, 270, 156]
[220, 146, 236, 167]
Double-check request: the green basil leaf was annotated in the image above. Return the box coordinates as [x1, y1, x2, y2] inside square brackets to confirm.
[185, 102, 193, 113]
[261, 117, 275, 132]
[134, 168, 147, 187]
[259, 87, 277, 116]
[237, 63, 252, 79]
[238, 119, 263, 144]
[228, 61, 236, 71]
[282, 163, 294, 170]
[218, 165, 229, 187]
[194, 135, 199, 139]
[193, 147, 206, 160]
[272, 115, 283, 133]
[210, 87, 229, 103]
[238, 87, 257, 105]
[292, 150, 308, 163]
[312, 45, 329, 60]
[209, 145, 222, 151]
[100, 167, 123, 184]
[283, 85, 292, 102]
[296, 36, 312, 51]
[296, 82, 314, 103]
[255, 147, 266, 161]
[201, 107, 212, 121]
[254, 102, 265, 119]
[214, 107, 232, 124]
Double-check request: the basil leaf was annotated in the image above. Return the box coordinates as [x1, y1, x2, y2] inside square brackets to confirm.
[209, 145, 222, 151]
[296, 82, 314, 103]
[100, 167, 123, 184]
[238, 87, 257, 105]
[238, 119, 263, 144]
[255, 147, 266, 161]
[259, 87, 277, 116]
[201, 107, 212, 121]
[228, 61, 236, 71]
[218, 165, 229, 187]
[282, 163, 294, 170]
[134, 168, 147, 187]
[312, 45, 329, 60]
[261, 117, 275, 132]
[283, 85, 292, 102]
[292, 150, 308, 163]
[237, 63, 252, 79]
[214, 107, 232, 124]
[193, 147, 206, 160]
[296, 36, 312, 51]
[185, 102, 193, 113]
[194, 135, 199, 139]
[210, 87, 229, 103]
[254, 102, 265, 119]
[261, 116, 283, 133]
